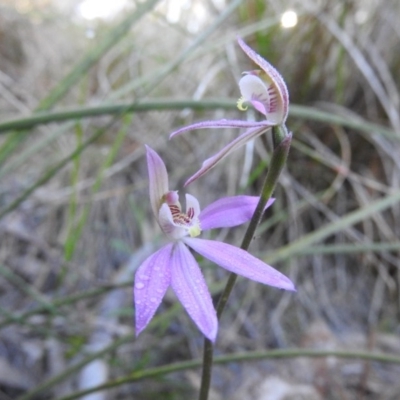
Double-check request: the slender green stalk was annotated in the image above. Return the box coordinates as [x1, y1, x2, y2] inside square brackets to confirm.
[56, 348, 400, 400]
[0, 100, 233, 133]
[63, 122, 84, 264]
[0, 127, 108, 220]
[198, 126, 292, 400]
[16, 303, 182, 400]
[0, 281, 133, 329]
[0, 122, 73, 179]
[0, 102, 396, 139]
[0, 265, 55, 314]
[63, 115, 132, 267]
[37, 0, 161, 112]
[218, 129, 292, 317]
[17, 333, 135, 400]
[285, 242, 400, 255]
[111, 0, 245, 99]
[265, 187, 400, 265]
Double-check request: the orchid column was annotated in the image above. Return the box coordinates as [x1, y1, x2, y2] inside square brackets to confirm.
[170, 38, 292, 400]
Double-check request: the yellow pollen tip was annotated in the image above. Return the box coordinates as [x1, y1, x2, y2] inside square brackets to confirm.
[237, 97, 248, 111]
[188, 224, 201, 238]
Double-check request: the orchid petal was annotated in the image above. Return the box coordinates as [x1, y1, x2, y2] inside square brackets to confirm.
[146, 146, 169, 218]
[134, 244, 173, 337]
[184, 126, 270, 186]
[199, 196, 275, 231]
[237, 37, 289, 123]
[184, 238, 295, 291]
[239, 74, 271, 116]
[239, 74, 285, 123]
[159, 203, 186, 240]
[170, 241, 218, 342]
[169, 119, 274, 139]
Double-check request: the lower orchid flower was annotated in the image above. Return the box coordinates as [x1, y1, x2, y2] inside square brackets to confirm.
[134, 146, 295, 342]
[169, 37, 290, 186]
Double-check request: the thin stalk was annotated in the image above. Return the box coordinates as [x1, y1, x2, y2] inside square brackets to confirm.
[56, 348, 400, 400]
[0, 265, 55, 314]
[0, 102, 396, 140]
[0, 127, 108, 220]
[198, 126, 292, 400]
[17, 304, 182, 400]
[0, 281, 133, 329]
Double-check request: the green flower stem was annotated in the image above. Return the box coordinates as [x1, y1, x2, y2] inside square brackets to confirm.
[0, 103, 396, 139]
[16, 303, 183, 400]
[199, 127, 292, 400]
[56, 349, 400, 400]
[0, 281, 133, 329]
[0, 126, 110, 221]
[0, 100, 234, 134]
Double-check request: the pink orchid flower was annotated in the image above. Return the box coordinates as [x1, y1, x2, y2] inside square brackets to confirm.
[134, 146, 295, 342]
[170, 37, 289, 186]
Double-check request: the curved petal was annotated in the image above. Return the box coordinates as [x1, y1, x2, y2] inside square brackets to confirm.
[146, 146, 169, 218]
[199, 196, 275, 231]
[184, 126, 270, 186]
[170, 241, 218, 342]
[237, 37, 289, 123]
[184, 238, 295, 291]
[169, 119, 273, 139]
[134, 243, 173, 337]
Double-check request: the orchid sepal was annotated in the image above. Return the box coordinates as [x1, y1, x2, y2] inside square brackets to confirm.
[169, 119, 275, 139]
[237, 37, 289, 123]
[184, 238, 295, 291]
[183, 125, 269, 186]
[146, 145, 169, 218]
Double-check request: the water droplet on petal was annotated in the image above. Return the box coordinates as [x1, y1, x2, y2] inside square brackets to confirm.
[135, 282, 145, 289]
[150, 297, 157, 303]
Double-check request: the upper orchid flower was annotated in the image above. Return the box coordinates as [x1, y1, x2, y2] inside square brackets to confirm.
[134, 146, 295, 342]
[170, 37, 289, 186]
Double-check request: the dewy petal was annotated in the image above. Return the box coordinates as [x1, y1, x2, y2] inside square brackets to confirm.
[199, 196, 275, 231]
[169, 119, 274, 139]
[184, 238, 295, 291]
[237, 37, 289, 123]
[146, 146, 169, 218]
[184, 125, 270, 186]
[170, 241, 218, 342]
[134, 243, 173, 337]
